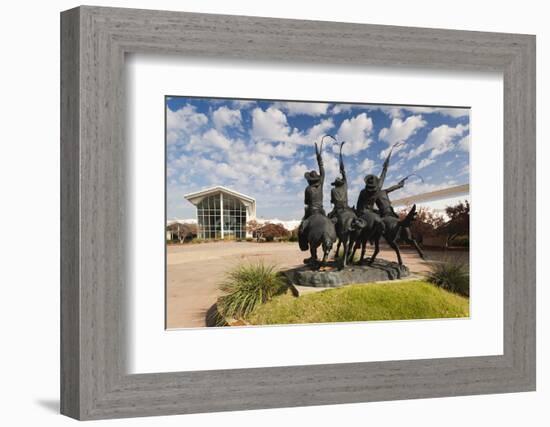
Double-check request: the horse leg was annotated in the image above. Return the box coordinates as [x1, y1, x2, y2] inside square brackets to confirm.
[350, 239, 360, 265]
[403, 228, 425, 259]
[360, 240, 367, 264]
[303, 243, 318, 265]
[322, 240, 332, 264]
[335, 239, 341, 259]
[369, 238, 380, 264]
[341, 237, 349, 268]
[388, 240, 403, 265]
[310, 245, 318, 261]
[348, 236, 357, 264]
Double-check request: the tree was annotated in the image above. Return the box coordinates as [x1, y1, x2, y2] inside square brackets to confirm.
[398, 205, 445, 243]
[246, 220, 263, 241]
[440, 200, 470, 246]
[258, 223, 290, 242]
[166, 222, 197, 243]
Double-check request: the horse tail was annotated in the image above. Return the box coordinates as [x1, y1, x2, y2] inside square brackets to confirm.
[298, 222, 309, 251]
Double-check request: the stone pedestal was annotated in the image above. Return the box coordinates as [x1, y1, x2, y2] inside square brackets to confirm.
[283, 259, 409, 288]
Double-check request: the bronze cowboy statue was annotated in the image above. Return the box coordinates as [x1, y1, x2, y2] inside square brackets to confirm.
[328, 141, 349, 221]
[302, 141, 326, 221]
[298, 137, 337, 267]
[354, 143, 425, 265]
[356, 145, 406, 218]
[329, 141, 368, 268]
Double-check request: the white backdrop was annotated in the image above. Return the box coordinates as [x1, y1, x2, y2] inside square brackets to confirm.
[0, 1, 547, 426]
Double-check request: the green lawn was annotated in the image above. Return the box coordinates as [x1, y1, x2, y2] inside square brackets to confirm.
[246, 280, 469, 325]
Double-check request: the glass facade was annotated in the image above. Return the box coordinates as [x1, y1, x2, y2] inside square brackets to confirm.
[196, 192, 247, 239]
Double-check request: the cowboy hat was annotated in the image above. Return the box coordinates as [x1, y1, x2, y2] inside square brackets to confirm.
[304, 170, 321, 182]
[363, 174, 379, 191]
[331, 176, 345, 186]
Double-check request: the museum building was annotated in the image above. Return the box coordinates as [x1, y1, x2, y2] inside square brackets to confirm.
[184, 186, 256, 239]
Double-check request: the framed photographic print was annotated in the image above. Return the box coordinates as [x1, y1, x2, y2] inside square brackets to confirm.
[61, 6, 536, 420]
[164, 95, 472, 330]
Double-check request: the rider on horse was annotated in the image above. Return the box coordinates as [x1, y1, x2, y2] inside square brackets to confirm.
[356, 147, 406, 218]
[328, 141, 350, 222]
[300, 142, 325, 230]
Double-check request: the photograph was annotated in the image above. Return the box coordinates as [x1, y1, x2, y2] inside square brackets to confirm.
[165, 96, 471, 329]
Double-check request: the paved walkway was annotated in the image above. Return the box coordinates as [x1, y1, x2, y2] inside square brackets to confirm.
[166, 241, 467, 329]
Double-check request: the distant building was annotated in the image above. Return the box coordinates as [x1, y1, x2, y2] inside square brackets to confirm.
[184, 186, 256, 239]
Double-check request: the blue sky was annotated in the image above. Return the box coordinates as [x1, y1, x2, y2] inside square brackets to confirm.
[166, 97, 469, 221]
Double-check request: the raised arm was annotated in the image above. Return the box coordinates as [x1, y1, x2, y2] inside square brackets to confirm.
[315, 142, 325, 184]
[339, 147, 347, 183]
[383, 179, 406, 194]
[378, 150, 392, 190]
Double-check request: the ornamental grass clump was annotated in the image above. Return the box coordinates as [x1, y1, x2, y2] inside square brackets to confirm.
[217, 262, 288, 320]
[426, 257, 470, 297]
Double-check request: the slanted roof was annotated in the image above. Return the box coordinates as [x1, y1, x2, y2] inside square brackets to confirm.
[392, 184, 469, 206]
[184, 186, 256, 205]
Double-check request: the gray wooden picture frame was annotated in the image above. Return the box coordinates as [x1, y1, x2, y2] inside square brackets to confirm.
[60, 5, 536, 420]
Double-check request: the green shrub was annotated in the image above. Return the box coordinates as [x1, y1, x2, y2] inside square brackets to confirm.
[450, 235, 469, 247]
[217, 263, 288, 320]
[426, 258, 469, 297]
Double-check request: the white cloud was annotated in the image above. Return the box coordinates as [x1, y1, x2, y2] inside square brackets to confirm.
[358, 157, 375, 173]
[330, 104, 354, 114]
[303, 118, 334, 143]
[406, 124, 469, 160]
[166, 104, 208, 137]
[251, 107, 292, 142]
[379, 115, 427, 146]
[216, 162, 244, 180]
[231, 100, 257, 109]
[380, 106, 403, 119]
[402, 106, 469, 118]
[202, 129, 233, 150]
[413, 158, 435, 171]
[331, 104, 402, 119]
[336, 113, 374, 154]
[274, 102, 329, 116]
[212, 106, 242, 130]
[166, 104, 210, 147]
[185, 128, 236, 153]
[251, 106, 334, 148]
[256, 141, 297, 158]
[289, 163, 308, 182]
[322, 150, 340, 176]
[458, 135, 470, 152]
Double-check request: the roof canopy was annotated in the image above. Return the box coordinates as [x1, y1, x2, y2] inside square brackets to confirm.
[184, 186, 256, 206]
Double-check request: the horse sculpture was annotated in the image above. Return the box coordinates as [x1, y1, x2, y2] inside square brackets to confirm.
[380, 204, 425, 265]
[349, 209, 385, 264]
[351, 205, 424, 266]
[334, 208, 367, 268]
[299, 212, 337, 268]
[298, 135, 425, 269]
